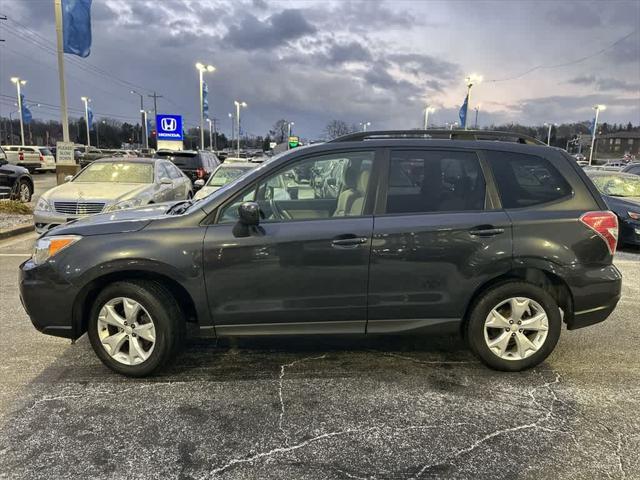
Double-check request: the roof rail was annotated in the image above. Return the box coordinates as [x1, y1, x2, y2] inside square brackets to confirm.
[329, 129, 545, 145]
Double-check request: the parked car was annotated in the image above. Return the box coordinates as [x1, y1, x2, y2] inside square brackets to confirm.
[154, 149, 220, 183]
[621, 162, 640, 176]
[33, 157, 192, 233]
[78, 147, 107, 168]
[20, 130, 622, 377]
[0, 147, 34, 202]
[3, 145, 43, 172]
[193, 161, 256, 200]
[572, 153, 586, 162]
[139, 148, 156, 158]
[7, 146, 56, 172]
[586, 170, 640, 246]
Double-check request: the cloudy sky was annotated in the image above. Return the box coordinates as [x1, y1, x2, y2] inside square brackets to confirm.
[1, 0, 639, 139]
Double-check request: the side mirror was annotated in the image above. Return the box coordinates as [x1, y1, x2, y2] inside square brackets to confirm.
[160, 177, 172, 185]
[64, 175, 74, 182]
[194, 179, 205, 189]
[238, 201, 260, 226]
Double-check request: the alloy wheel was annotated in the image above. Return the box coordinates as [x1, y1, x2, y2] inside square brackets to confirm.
[483, 297, 549, 361]
[19, 183, 30, 202]
[97, 297, 156, 366]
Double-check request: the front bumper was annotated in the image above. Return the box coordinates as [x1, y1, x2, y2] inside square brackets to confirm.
[566, 264, 622, 330]
[34, 211, 84, 234]
[19, 258, 80, 339]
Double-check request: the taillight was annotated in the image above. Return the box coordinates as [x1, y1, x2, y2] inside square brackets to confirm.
[40, 153, 45, 163]
[580, 211, 618, 254]
[18, 152, 24, 161]
[196, 167, 206, 179]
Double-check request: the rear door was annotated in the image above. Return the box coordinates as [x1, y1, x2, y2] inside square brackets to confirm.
[367, 148, 513, 332]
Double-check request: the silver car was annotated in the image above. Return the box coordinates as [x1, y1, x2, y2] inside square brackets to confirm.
[34, 157, 192, 234]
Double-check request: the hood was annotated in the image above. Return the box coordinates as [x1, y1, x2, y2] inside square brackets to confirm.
[43, 182, 151, 203]
[602, 195, 640, 216]
[46, 202, 176, 237]
[193, 185, 220, 200]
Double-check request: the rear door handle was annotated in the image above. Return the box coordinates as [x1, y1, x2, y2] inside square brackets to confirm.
[469, 226, 505, 237]
[331, 236, 368, 248]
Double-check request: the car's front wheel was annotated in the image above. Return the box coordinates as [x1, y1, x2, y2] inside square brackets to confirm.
[87, 280, 185, 376]
[16, 179, 32, 202]
[466, 282, 561, 371]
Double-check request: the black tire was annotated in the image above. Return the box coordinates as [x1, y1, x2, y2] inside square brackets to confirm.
[466, 281, 561, 372]
[87, 280, 185, 377]
[16, 179, 32, 202]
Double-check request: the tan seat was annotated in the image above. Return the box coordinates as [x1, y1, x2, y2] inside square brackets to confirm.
[333, 167, 359, 216]
[347, 170, 370, 216]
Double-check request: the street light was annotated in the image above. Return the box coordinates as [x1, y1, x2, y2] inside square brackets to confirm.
[196, 62, 216, 150]
[96, 119, 106, 148]
[130, 90, 145, 147]
[206, 118, 213, 151]
[234, 100, 247, 157]
[423, 106, 435, 130]
[589, 105, 606, 165]
[81, 96, 91, 147]
[140, 109, 149, 149]
[287, 121, 295, 149]
[11, 76, 27, 146]
[544, 122, 558, 146]
[360, 121, 371, 132]
[474, 104, 481, 129]
[464, 74, 482, 130]
[228, 112, 235, 147]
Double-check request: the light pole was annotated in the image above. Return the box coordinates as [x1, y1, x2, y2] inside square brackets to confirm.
[130, 90, 145, 148]
[96, 119, 106, 148]
[140, 110, 149, 149]
[196, 62, 215, 150]
[589, 105, 606, 165]
[81, 96, 91, 147]
[474, 104, 481, 129]
[544, 122, 557, 146]
[10, 77, 27, 146]
[423, 106, 435, 130]
[464, 74, 482, 130]
[228, 113, 234, 148]
[206, 118, 213, 150]
[287, 121, 295, 149]
[234, 100, 247, 158]
[360, 121, 371, 132]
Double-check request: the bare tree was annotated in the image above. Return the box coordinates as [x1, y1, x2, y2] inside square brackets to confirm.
[324, 120, 353, 140]
[270, 119, 288, 143]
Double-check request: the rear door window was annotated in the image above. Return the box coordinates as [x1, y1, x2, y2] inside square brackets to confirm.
[486, 152, 572, 208]
[385, 150, 486, 214]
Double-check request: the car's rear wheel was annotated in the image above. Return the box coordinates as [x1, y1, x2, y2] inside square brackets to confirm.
[16, 179, 32, 202]
[466, 282, 561, 371]
[87, 280, 185, 376]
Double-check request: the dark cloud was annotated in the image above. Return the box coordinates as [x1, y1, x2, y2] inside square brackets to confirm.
[224, 9, 316, 51]
[547, 4, 602, 28]
[389, 53, 461, 81]
[327, 41, 373, 64]
[568, 75, 640, 92]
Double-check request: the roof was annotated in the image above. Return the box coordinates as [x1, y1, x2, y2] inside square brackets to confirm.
[599, 131, 640, 139]
[330, 129, 544, 145]
[220, 160, 255, 167]
[93, 157, 156, 164]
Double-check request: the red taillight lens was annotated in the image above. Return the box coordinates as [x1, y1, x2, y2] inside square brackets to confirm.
[18, 152, 24, 161]
[196, 167, 205, 179]
[40, 154, 45, 163]
[580, 211, 618, 254]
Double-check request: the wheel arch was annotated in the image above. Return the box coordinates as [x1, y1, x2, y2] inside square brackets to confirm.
[72, 269, 199, 336]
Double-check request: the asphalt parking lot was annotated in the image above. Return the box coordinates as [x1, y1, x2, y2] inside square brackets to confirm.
[0, 233, 638, 479]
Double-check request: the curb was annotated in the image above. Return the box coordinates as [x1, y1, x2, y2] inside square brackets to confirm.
[0, 224, 34, 240]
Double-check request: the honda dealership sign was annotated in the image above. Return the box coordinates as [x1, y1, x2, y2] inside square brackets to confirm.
[156, 114, 183, 140]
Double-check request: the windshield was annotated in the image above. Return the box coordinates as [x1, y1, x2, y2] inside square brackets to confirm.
[39, 148, 53, 156]
[74, 162, 154, 183]
[207, 167, 251, 187]
[590, 175, 640, 197]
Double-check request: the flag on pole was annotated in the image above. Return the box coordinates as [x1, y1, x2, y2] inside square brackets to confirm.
[62, 0, 93, 57]
[202, 81, 209, 119]
[87, 106, 94, 130]
[589, 116, 597, 135]
[20, 94, 33, 124]
[458, 94, 468, 129]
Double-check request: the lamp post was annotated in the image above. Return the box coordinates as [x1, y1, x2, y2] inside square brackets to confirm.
[464, 74, 482, 130]
[423, 106, 435, 130]
[96, 119, 106, 148]
[81, 96, 91, 147]
[360, 121, 371, 132]
[10, 77, 27, 145]
[287, 121, 295, 149]
[589, 105, 606, 165]
[196, 62, 215, 150]
[544, 122, 557, 146]
[206, 118, 213, 150]
[130, 90, 145, 148]
[474, 104, 481, 129]
[228, 112, 235, 148]
[140, 110, 149, 149]
[234, 100, 247, 158]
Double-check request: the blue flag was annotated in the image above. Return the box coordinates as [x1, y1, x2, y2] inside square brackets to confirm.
[87, 106, 94, 130]
[202, 81, 209, 119]
[63, 0, 93, 57]
[589, 116, 597, 135]
[20, 94, 33, 125]
[458, 94, 468, 129]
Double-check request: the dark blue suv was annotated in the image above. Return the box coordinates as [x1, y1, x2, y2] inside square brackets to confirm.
[19, 130, 622, 376]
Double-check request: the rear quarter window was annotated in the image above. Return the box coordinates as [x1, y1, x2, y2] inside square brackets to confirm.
[486, 151, 572, 208]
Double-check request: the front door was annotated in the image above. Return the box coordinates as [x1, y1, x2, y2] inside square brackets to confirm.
[367, 148, 513, 332]
[203, 150, 378, 334]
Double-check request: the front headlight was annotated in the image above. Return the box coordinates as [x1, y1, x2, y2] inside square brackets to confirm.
[106, 198, 143, 212]
[628, 211, 640, 220]
[35, 197, 52, 212]
[33, 235, 81, 265]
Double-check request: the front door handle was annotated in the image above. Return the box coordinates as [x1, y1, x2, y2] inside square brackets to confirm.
[469, 226, 505, 237]
[331, 236, 368, 248]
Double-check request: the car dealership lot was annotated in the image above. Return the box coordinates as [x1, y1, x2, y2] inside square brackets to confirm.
[0, 234, 639, 479]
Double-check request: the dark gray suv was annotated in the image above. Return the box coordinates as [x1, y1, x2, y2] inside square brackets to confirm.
[19, 130, 622, 376]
